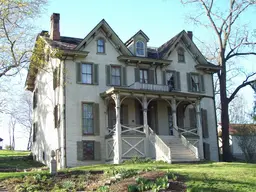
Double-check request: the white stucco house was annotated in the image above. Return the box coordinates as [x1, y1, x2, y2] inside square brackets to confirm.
[25, 13, 220, 168]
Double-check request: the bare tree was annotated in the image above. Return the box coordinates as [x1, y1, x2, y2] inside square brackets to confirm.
[229, 94, 249, 124]
[8, 116, 16, 150]
[0, 0, 47, 78]
[181, 0, 256, 161]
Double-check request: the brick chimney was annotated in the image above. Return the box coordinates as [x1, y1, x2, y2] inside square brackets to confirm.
[187, 31, 193, 41]
[50, 13, 60, 40]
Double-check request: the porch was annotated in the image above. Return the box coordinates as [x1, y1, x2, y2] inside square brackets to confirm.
[101, 87, 204, 164]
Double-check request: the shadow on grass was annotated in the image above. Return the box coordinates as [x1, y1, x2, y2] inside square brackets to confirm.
[0, 155, 44, 170]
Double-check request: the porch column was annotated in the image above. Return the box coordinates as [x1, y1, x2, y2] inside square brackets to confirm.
[142, 95, 149, 157]
[171, 98, 179, 137]
[113, 93, 122, 164]
[196, 100, 204, 160]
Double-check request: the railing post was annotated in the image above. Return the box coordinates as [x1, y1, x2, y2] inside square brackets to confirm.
[171, 98, 179, 137]
[196, 100, 204, 160]
[143, 95, 149, 157]
[112, 93, 122, 164]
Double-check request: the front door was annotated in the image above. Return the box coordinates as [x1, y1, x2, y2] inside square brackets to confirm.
[148, 101, 158, 134]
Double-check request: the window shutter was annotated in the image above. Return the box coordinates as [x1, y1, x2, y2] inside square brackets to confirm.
[134, 68, 140, 82]
[93, 103, 100, 135]
[93, 64, 99, 85]
[162, 71, 166, 85]
[189, 108, 196, 128]
[200, 75, 205, 93]
[54, 105, 58, 128]
[122, 104, 128, 125]
[105, 65, 111, 85]
[121, 66, 127, 86]
[53, 68, 57, 89]
[175, 71, 181, 91]
[187, 73, 192, 92]
[148, 69, 155, 84]
[77, 141, 84, 161]
[76, 63, 81, 83]
[203, 142, 210, 160]
[94, 141, 101, 161]
[201, 109, 209, 138]
[135, 102, 140, 125]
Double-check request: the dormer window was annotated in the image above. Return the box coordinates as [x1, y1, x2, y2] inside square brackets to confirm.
[97, 38, 105, 53]
[136, 41, 145, 56]
[177, 47, 185, 62]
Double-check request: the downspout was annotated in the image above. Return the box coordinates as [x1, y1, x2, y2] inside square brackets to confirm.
[212, 73, 220, 161]
[62, 56, 68, 168]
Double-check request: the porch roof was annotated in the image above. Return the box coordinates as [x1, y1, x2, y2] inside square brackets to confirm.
[100, 86, 210, 100]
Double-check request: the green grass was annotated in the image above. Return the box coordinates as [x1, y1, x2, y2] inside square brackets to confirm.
[0, 152, 255, 192]
[70, 162, 256, 192]
[0, 150, 44, 170]
[0, 150, 30, 157]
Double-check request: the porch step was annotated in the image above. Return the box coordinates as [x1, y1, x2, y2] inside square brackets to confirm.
[160, 136, 198, 162]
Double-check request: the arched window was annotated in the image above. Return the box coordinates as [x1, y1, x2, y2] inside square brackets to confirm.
[97, 38, 105, 53]
[177, 47, 185, 62]
[136, 41, 145, 56]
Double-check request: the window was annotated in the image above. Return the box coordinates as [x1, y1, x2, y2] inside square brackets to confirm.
[177, 47, 185, 62]
[33, 89, 38, 109]
[136, 41, 145, 56]
[111, 66, 121, 86]
[139, 69, 148, 83]
[166, 71, 175, 91]
[83, 141, 94, 160]
[54, 105, 60, 128]
[33, 122, 38, 142]
[82, 103, 94, 134]
[191, 74, 200, 92]
[97, 38, 105, 53]
[53, 67, 60, 90]
[81, 64, 92, 84]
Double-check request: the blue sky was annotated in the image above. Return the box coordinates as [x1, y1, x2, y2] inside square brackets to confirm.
[0, 0, 255, 150]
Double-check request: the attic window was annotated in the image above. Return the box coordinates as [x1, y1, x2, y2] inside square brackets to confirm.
[177, 47, 185, 62]
[97, 38, 105, 53]
[136, 41, 145, 56]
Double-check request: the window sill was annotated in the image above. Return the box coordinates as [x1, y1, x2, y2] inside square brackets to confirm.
[76, 82, 98, 86]
[178, 61, 186, 63]
[96, 52, 106, 55]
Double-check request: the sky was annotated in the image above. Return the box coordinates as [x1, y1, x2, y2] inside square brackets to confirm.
[0, 0, 255, 150]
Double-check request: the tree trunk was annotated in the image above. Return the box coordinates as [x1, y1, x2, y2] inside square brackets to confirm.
[220, 68, 231, 161]
[27, 127, 32, 150]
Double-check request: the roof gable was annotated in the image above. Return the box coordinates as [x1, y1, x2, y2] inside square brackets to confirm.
[125, 30, 150, 46]
[75, 19, 132, 56]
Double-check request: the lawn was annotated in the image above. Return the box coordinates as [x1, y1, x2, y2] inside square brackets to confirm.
[0, 151, 255, 191]
[0, 150, 44, 171]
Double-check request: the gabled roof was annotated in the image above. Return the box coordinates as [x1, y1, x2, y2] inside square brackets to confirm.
[75, 19, 132, 56]
[125, 30, 150, 46]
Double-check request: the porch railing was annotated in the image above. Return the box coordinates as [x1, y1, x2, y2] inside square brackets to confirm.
[149, 127, 171, 163]
[176, 126, 199, 159]
[129, 82, 170, 92]
[121, 124, 144, 135]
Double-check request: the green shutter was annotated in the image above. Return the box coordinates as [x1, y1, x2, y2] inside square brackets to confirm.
[200, 75, 205, 93]
[134, 68, 140, 82]
[76, 63, 81, 83]
[53, 68, 57, 89]
[187, 73, 192, 92]
[203, 142, 210, 160]
[54, 105, 57, 128]
[77, 141, 84, 161]
[135, 101, 140, 125]
[175, 71, 181, 91]
[106, 65, 111, 85]
[94, 141, 101, 161]
[93, 103, 100, 135]
[122, 104, 128, 125]
[202, 109, 209, 138]
[121, 66, 127, 86]
[162, 71, 166, 85]
[189, 108, 196, 128]
[148, 69, 155, 84]
[93, 64, 99, 85]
